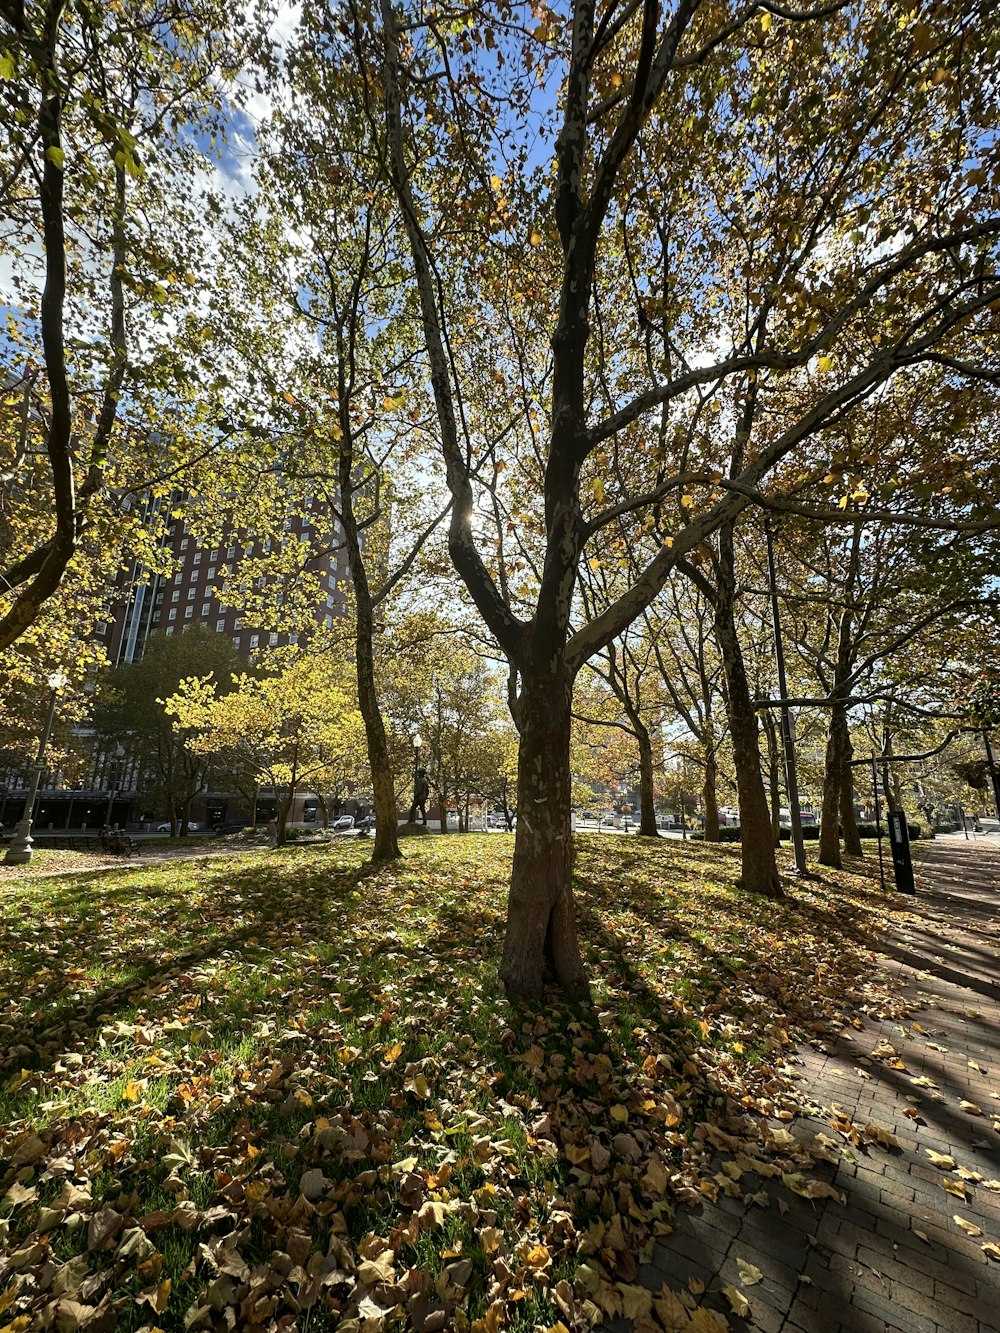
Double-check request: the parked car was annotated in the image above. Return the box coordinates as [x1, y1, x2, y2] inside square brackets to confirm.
[332, 814, 355, 831]
[213, 819, 249, 834]
[355, 814, 376, 832]
[156, 820, 201, 832]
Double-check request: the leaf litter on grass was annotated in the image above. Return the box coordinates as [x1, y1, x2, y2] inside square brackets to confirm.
[0, 836, 912, 1331]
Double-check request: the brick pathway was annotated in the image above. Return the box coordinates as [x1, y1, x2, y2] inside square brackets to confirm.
[627, 839, 1000, 1333]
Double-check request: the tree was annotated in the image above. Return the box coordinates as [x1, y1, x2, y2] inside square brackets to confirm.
[361, 0, 1000, 995]
[168, 651, 366, 846]
[91, 626, 241, 833]
[0, 0, 268, 651]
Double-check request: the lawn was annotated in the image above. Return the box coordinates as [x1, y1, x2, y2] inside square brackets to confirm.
[0, 836, 908, 1331]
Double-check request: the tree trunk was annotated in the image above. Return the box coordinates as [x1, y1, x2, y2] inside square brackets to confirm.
[276, 793, 293, 848]
[761, 709, 782, 847]
[500, 672, 590, 999]
[840, 729, 863, 856]
[819, 705, 852, 869]
[338, 387, 401, 863]
[634, 718, 660, 837]
[715, 567, 783, 898]
[702, 750, 721, 843]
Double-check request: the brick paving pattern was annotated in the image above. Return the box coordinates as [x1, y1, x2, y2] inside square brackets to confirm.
[631, 839, 1000, 1332]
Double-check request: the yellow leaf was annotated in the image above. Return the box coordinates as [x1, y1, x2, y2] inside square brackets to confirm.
[943, 1178, 968, 1198]
[983, 1242, 1000, 1261]
[736, 1258, 763, 1285]
[914, 1229, 930, 1243]
[480, 1226, 502, 1254]
[619, 1284, 652, 1319]
[760, 11, 772, 30]
[722, 1285, 750, 1317]
[610, 1104, 629, 1123]
[383, 1042, 404, 1063]
[960, 1100, 984, 1116]
[529, 228, 542, 246]
[925, 1150, 955, 1169]
[953, 1216, 983, 1237]
[653, 1287, 690, 1331]
[816, 354, 834, 372]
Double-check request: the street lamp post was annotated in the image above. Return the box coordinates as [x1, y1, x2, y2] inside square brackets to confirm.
[4, 671, 68, 866]
[104, 744, 126, 827]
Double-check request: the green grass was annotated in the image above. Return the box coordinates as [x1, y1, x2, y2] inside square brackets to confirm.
[0, 835, 902, 1331]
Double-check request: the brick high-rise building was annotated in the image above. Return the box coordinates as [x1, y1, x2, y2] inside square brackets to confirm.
[100, 497, 347, 665]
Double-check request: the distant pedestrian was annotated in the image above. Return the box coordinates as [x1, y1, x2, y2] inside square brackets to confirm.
[266, 818, 278, 849]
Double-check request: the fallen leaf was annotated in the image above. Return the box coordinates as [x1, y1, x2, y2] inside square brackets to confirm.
[953, 1216, 983, 1237]
[722, 1285, 750, 1317]
[736, 1258, 763, 1286]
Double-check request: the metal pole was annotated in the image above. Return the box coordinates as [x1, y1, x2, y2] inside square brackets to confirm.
[680, 786, 687, 839]
[4, 685, 60, 865]
[870, 755, 886, 894]
[959, 803, 969, 840]
[765, 516, 807, 874]
[984, 731, 1000, 823]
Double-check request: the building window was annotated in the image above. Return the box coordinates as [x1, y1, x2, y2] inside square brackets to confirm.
[216, 618, 225, 632]
[326, 594, 334, 608]
[165, 626, 174, 636]
[185, 606, 193, 618]
[193, 552, 202, 565]
[207, 567, 216, 579]
[168, 608, 177, 621]
[210, 548, 218, 561]
[235, 617, 243, 629]
[227, 546, 235, 559]
[233, 635, 241, 649]
[181, 538, 189, 550]
[324, 615, 332, 628]
[250, 634, 259, 648]
[185, 587, 193, 600]
[269, 632, 278, 645]
[151, 613, 160, 624]
[202, 602, 210, 616]
[171, 590, 180, 602]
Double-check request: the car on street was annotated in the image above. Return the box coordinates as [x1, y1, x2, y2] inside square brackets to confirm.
[156, 820, 201, 832]
[332, 815, 355, 831]
[213, 819, 249, 834]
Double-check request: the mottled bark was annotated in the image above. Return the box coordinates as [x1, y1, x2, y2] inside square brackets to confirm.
[635, 720, 660, 836]
[715, 573, 783, 898]
[500, 672, 590, 999]
[762, 708, 782, 847]
[702, 751, 720, 843]
[840, 731, 863, 856]
[819, 706, 850, 868]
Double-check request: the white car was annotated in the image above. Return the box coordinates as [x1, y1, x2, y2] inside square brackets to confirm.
[156, 820, 201, 832]
[332, 815, 355, 831]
